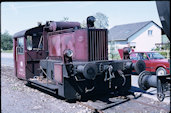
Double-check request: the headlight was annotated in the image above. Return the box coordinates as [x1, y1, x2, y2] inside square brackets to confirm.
[64, 49, 73, 57]
[87, 16, 96, 28]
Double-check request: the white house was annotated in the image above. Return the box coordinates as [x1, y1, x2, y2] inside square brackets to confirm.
[108, 21, 162, 54]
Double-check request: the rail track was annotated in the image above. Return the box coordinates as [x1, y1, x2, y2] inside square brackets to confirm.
[76, 92, 170, 113]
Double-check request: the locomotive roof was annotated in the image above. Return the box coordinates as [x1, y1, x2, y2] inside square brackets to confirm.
[13, 29, 29, 38]
[13, 25, 45, 38]
[13, 21, 81, 38]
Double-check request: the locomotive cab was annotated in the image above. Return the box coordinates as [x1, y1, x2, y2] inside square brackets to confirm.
[13, 25, 48, 79]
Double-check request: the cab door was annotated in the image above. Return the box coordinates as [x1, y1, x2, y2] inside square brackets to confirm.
[16, 37, 26, 79]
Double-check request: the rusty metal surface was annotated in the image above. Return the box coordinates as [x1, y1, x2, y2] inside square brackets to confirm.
[49, 21, 81, 31]
[54, 63, 63, 84]
[15, 37, 26, 79]
[16, 54, 26, 79]
[48, 28, 108, 61]
[48, 29, 88, 61]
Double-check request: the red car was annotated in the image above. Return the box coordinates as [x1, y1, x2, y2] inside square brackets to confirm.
[118, 49, 170, 75]
[130, 51, 170, 75]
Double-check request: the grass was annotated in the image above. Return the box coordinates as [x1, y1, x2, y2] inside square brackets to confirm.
[1, 49, 13, 53]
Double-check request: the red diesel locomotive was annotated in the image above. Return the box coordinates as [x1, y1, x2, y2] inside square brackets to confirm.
[13, 16, 143, 100]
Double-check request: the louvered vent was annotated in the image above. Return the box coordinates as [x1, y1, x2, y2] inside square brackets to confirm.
[88, 29, 108, 61]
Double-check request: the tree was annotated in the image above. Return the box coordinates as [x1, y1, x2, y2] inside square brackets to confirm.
[61, 17, 69, 22]
[1, 31, 13, 50]
[94, 12, 109, 29]
[80, 20, 87, 28]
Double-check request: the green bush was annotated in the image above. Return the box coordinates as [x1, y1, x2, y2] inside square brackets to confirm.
[109, 53, 121, 60]
[159, 51, 170, 58]
[1, 31, 13, 50]
[160, 52, 166, 57]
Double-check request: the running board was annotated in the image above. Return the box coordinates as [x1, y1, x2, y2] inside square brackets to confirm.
[28, 79, 58, 94]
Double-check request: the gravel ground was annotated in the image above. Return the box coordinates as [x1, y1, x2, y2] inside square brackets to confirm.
[1, 66, 92, 113]
[1, 66, 170, 113]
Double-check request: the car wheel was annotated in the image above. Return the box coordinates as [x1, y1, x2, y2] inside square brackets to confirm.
[156, 67, 166, 75]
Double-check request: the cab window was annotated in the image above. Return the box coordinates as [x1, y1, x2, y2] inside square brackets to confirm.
[17, 37, 24, 54]
[26, 34, 43, 51]
[26, 36, 32, 50]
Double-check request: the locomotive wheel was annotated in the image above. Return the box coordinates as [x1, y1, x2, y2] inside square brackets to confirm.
[134, 60, 146, 74]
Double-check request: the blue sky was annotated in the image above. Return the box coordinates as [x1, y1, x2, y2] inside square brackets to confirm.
[1, 1, 162, 35]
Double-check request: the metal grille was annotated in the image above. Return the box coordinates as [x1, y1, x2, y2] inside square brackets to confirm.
[88, 29, 108, 61]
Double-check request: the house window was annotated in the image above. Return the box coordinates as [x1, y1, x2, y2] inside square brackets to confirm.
[148, 30, 153, 36]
